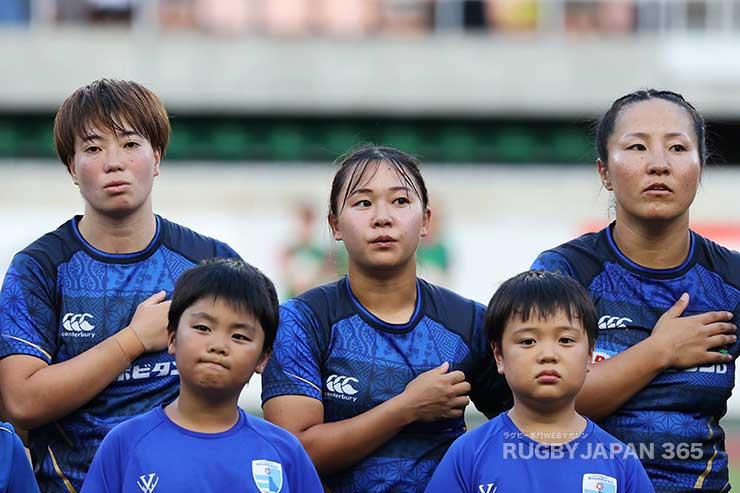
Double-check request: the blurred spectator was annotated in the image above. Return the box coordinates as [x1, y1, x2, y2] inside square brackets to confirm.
[381, 0, 433, 34]
[193, 0, 252, 36]
[279, 203, 335, 299]
[417, 205, 452, 286]
[0, 0, 30, 25]
[484, 0, 538, 32]
[597, 1, 635, 33]
[159, 0, 195, 30]
[85, 0, 135, 23]
[56, 0, 88, 23]
[316, 0, 381, 37]
[564, 0, 599, 32]
[462, 0, 487, 30]
[261, 0, 312, 36]
[564, 0, 636, 33]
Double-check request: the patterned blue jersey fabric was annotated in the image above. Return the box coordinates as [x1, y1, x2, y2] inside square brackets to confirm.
[0, 215, 238, 493]
[532, 224, 740, 493]
[261, 276, 512, 493]
[81, 407, 323, 493]
[425, 412, 654, 493]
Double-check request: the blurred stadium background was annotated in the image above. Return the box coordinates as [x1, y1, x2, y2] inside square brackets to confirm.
[2, 0, 740, 486]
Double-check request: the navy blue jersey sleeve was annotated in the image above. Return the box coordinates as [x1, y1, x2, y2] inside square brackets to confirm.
[531, 250, 577, 278]
[468, 302, 512, 417]
[1, 423, 40, 493]
[261, 300, 324, 402]
[214, 241, 240, 260]
[0, 253, 57, 363]
[81, 425, 125, 493]
[424, 432, 472, 493]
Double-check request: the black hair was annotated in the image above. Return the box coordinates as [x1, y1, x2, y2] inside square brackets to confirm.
[485, 270, 598, 352]
[595, 89, 706, 166]
[167, 258, 279, 355]
[328, 145, 429, 218]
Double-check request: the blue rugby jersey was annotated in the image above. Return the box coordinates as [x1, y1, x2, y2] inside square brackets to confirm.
[425, 412, 654, 493]
[0, 215, 238, 493]
[532, 223, 740, 493]
[1, 421, 40, 493]
[81, 407, 323, 493]
[261, 276, 512, 493]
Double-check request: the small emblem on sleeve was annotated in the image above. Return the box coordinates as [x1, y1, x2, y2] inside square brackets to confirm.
[583, 473, 617, 493]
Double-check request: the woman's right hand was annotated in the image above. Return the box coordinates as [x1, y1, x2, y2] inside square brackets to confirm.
[399, 362, 471, 422]
[128, 291, 172, 352]
[650, 293, 736, 369]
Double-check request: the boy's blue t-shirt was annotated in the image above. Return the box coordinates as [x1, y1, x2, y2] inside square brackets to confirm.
[425, 412, 654, 493]
[0, 422, 40, 493]
[532, 224, 740, 492]
[0, 215, 239, 493]
[81, 406, 323, 493]
[261, 276, 512, 493]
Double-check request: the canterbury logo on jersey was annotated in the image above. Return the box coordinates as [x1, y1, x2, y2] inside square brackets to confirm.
[61, 313, 95, 338]
[598, 315, 632, 329]
[325, 374, 360, 402]
[478, 484, 497, 493]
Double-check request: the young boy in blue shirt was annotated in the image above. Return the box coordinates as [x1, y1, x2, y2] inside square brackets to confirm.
[1, 422, 39, 493]
[425, 270, 654, 493]
[82, 258, 323, 493]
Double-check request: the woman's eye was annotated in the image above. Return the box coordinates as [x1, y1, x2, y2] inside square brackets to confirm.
[354, 200, 371, 208]
[670, 144, 686, 152]
[627, 143, 646, 151]
[394, 196, 410, 205]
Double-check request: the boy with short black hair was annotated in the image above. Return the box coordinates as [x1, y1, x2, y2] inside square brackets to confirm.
[0, 79, 239, 492]
[425, 270, 654, 493]
[82, 258, 323, 493]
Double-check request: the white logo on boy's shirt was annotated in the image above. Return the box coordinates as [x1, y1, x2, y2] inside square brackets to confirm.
[478, 484, 497, 493]
[137, 473, 159, 492]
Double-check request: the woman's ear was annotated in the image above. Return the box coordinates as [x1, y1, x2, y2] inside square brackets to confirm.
[420, 207, 431, 238]
[597, 159, 612, 191]
[328, 214, 342, 241]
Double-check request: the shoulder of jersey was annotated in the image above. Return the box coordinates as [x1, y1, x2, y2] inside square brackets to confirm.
[158, 216, 231, 260]
[18, 219, 80, 270]
[694, 232, 740, 288]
